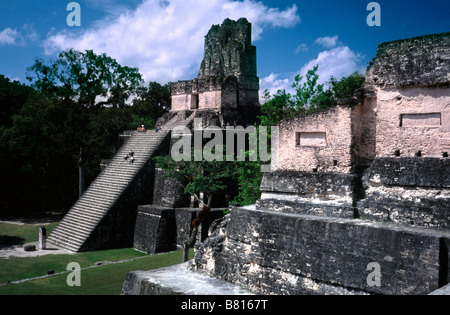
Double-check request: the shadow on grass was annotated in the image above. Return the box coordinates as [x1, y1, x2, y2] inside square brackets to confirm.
[0, 235, 25, 248]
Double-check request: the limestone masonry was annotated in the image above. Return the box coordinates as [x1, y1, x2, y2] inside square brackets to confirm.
[188, 30, 450, 295]
[170, 18, 260, 127]
[45, 18, 449, 295]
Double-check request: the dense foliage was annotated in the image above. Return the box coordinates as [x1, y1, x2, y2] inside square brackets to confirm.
[1, 53, 364, 216]
[0, 50, 170, 216]
[260, 66, 365, 125]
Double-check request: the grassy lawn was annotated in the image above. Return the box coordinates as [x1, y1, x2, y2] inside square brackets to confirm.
[0, 222, 58, 247]
[0, 221, 194, 295]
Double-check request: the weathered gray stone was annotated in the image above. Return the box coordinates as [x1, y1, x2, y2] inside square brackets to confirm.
[121, 262, 252, 295]
[133, 206, 225, 253]
[24, 244, 36, 252]
[171, 18, 260, 126]
[366, 157, 450, 188]
[366, 32, 450, 88]
[429, 283, 450, 295]
[257, 171, 358, 218]
[193, 207, 450, 295]
[133, 205, 177, 254]
[358, 157, 450, 229]
[39, 226, 46, 250]
[198, 18, 257, 81]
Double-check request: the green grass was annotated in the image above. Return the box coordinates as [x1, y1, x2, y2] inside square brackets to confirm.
[0, 222, 57, 246]
[0, 249, 193, 295]
[0, 221, 194, 295]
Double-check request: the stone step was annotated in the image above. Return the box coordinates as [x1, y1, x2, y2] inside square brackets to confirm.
[122, 262, 253, 295]
[51, 210, 102, 230]
[48, 234, 83, 252]
[84, 183, 127, 195]
[70, 196, 115, 210]
[60, 209, 105, 226]
[48, 227, 87, 245]
[48, 116, 194, 252]
[50, 223, 94, 242]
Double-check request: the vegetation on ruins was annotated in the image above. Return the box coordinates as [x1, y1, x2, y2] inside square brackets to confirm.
[153, 147, 235, 261]
[261, 65, 366, 125]
[0, 50, 170, 216]
[153, 147, 234, 210]
[230, 67, 367, 207]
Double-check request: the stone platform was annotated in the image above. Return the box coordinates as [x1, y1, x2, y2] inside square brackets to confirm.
[121, 262, 253, 295]
[192, 207, 450, 295]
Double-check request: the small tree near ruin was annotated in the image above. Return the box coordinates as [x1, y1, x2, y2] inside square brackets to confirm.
[153, 147, 234, 262]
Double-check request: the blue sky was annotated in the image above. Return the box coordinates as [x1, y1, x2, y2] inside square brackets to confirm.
[1, 0, 449, 96]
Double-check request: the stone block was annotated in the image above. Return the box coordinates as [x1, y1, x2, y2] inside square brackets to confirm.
[366, 32, 450, 88]
[24, 244, 36, 252]
[121, 262, 252, 295]
[257, 171, 358, 218]
[133, 205, 177, 254]
[194, 207, 450, 295]
[133, 206, 225, 254]
[365, 157, 450, 188]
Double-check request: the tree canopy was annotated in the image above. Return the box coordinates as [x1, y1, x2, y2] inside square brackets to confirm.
[0, 49, 170, 215]
[260, 66, 365, 128]
[26, 49, 143, 108]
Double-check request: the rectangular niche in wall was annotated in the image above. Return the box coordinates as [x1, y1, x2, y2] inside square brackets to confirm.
[296, 132, 327, 147]
[400, 113, 442, 127]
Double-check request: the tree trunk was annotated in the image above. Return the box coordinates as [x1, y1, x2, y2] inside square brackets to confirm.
[181, 194, 213, 263]
[182, 225, 199, 263]
[78, 148, 85, 198]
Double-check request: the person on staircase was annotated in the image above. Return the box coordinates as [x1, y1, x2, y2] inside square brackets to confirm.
[128, 150, 135, 164]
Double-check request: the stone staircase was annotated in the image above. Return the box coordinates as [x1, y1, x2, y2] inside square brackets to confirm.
[48, 113, 195, 252]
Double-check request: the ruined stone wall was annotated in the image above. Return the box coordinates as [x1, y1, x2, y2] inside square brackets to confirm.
[170, 18, 259, 113]
[351, 96, 377, 166]
[366, 32, 450, 158]
[198, 91, 222, 110]
[171, 94, 196, 111]
[359, 32, 450, 230]
[358, 157, 450, 229]
[374, 86, 450, 158]
[198, 18, 257, 80]
[192, 209, 450, 295]
[366, 32, 450, 88]
[256, 171, 357, 218]
[277, 105, 354, 173]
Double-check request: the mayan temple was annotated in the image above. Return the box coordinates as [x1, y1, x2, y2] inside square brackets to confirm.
[48, 18, 260, 253]
[41, 16, 450, 295]
[122, 29, 450, 295]
[170, 17, 260, 127]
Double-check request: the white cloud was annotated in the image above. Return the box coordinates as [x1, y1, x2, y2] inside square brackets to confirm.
[260, 73, 292, 99]
[314, 35, 339, 48]
[261, 44, 364, 98]
[294, 43, 308, 54]
[0, 25, 39, 46]
[0, 28, 19, 46]
[44, 0, 301, 83]
[298, 46, 363, 84]
[21, 24, 39, 44]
